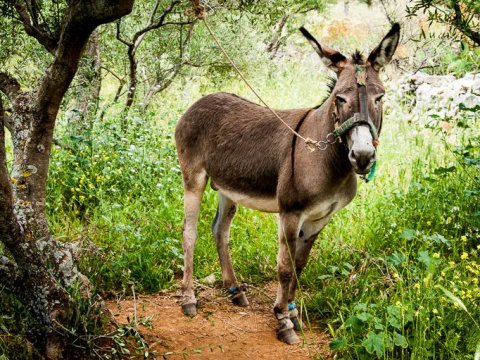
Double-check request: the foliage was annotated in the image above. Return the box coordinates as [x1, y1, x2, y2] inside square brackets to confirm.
[407, 0, 480, 46]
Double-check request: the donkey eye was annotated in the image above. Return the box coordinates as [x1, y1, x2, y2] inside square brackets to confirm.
[374, 94, 384, 104]
[336, 95, 347, 105]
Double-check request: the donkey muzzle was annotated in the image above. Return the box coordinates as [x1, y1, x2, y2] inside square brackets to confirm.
[347, 125, 376, 174]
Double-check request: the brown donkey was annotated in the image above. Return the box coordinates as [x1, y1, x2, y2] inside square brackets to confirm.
[175, 23, 400, 344]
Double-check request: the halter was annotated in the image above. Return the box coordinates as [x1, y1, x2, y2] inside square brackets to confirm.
[334, 65, 379, 182]
[333, 65, 379, 146]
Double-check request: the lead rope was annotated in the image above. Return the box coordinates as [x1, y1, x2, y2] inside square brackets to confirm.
[188, 1, 332, 152]
[189, 1, 377, 181]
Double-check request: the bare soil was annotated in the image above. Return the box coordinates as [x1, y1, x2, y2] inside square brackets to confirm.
[107, 283, 332, 359]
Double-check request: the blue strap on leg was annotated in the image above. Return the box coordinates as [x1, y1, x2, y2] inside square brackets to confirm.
[288, 302, 296, 311]
[228, 287, 238, 294]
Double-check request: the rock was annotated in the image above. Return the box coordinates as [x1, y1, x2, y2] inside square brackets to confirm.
[201, 273, 216, 285]
[396, 72, 480, 119]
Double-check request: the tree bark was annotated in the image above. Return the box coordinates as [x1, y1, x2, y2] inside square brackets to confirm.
[452, 2, 480, 46]
[71, 31, 102, 129]
[0, 1, 134, 357]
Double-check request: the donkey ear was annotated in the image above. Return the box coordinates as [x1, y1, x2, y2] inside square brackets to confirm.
[368, 23, 400, 71]
[300, 27, 346, 74]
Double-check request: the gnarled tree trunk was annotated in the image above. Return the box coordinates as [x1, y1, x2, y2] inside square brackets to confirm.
[0, 1, 134, 358]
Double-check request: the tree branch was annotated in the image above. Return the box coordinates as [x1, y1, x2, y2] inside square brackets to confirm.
[116, 20, 133, 46]
[0, 72, 21, 102]
[132, 0, 180, 45]
[12, 1, 58, 54]
[36, 0, 134, 120]
[452, 2, 480, 46]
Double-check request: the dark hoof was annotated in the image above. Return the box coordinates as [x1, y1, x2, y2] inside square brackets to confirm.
[231, 291, 249, 307]
[277, 328, 300, 344]
[291, 316, 303, 331]
[181, 303, 197, 317]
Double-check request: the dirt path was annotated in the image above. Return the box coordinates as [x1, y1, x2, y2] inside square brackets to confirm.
[107, 284, 332, 359]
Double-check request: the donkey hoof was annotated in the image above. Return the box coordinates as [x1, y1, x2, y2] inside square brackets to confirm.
[291, 316, 303, 331]
[181, 303, 197, 317]
[231, 291, 249, 307]
[277, 328, 300, 344]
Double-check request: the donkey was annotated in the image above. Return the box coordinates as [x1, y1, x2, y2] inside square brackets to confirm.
[175, 23, 400, 344]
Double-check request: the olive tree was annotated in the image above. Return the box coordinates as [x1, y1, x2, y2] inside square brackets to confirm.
[0, 0, 134, 357]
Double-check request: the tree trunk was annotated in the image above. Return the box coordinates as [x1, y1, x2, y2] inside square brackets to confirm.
[0, 1, 134, 357]
[267, 15, 289, 59]
[71, 31, 102, 131]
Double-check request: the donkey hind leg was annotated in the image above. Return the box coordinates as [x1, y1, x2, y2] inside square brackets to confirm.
[212, 192, 249, 307]
[181, 170, 208, 317]
[274, 212, 301, 344]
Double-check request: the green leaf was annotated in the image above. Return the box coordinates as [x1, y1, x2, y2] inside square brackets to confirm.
[437, 285, 469, 313]
[399, 229, 416, 240]
[357, 312, 373, 322]
[433, 166, 456, 176]
[346, 316, 364, 333]
[394, 332, 408, 348]
[362, 332, 385, 358]
[418, 251, 431, 268]
[330, 336, 347, 350]
[387, 306, 402, 329]
[426, 233, 451, 246]
[386, 252, 406, 266]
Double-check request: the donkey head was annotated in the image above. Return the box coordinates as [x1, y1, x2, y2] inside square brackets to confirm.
[300, 24, 400, 175]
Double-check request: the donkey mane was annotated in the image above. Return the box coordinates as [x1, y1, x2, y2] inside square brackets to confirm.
[352, 50, 365, 64]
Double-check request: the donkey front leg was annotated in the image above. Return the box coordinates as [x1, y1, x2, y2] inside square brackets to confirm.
[274, 212, 301, 344]
[212, 192, 248, 306]
[181, 171, 207, 317]
[287, 220, 325, 331]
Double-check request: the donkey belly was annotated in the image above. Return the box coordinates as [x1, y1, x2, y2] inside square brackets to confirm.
[216, 186, 279, 213]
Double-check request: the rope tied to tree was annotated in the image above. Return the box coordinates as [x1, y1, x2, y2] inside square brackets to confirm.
[188, 0, 333, 152]
[188, 1, 378, 182]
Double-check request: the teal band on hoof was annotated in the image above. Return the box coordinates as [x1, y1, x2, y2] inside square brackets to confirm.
[288, 302, 296, 311]
[228, 287, 238, 294]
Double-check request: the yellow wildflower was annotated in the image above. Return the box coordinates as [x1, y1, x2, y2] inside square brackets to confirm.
[460, 252, 469, 260]
[432, 309, 438, 314]
[414, 283, 420, 289]
[433, 253, 440, 259]
[461, 235, 467, 242]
